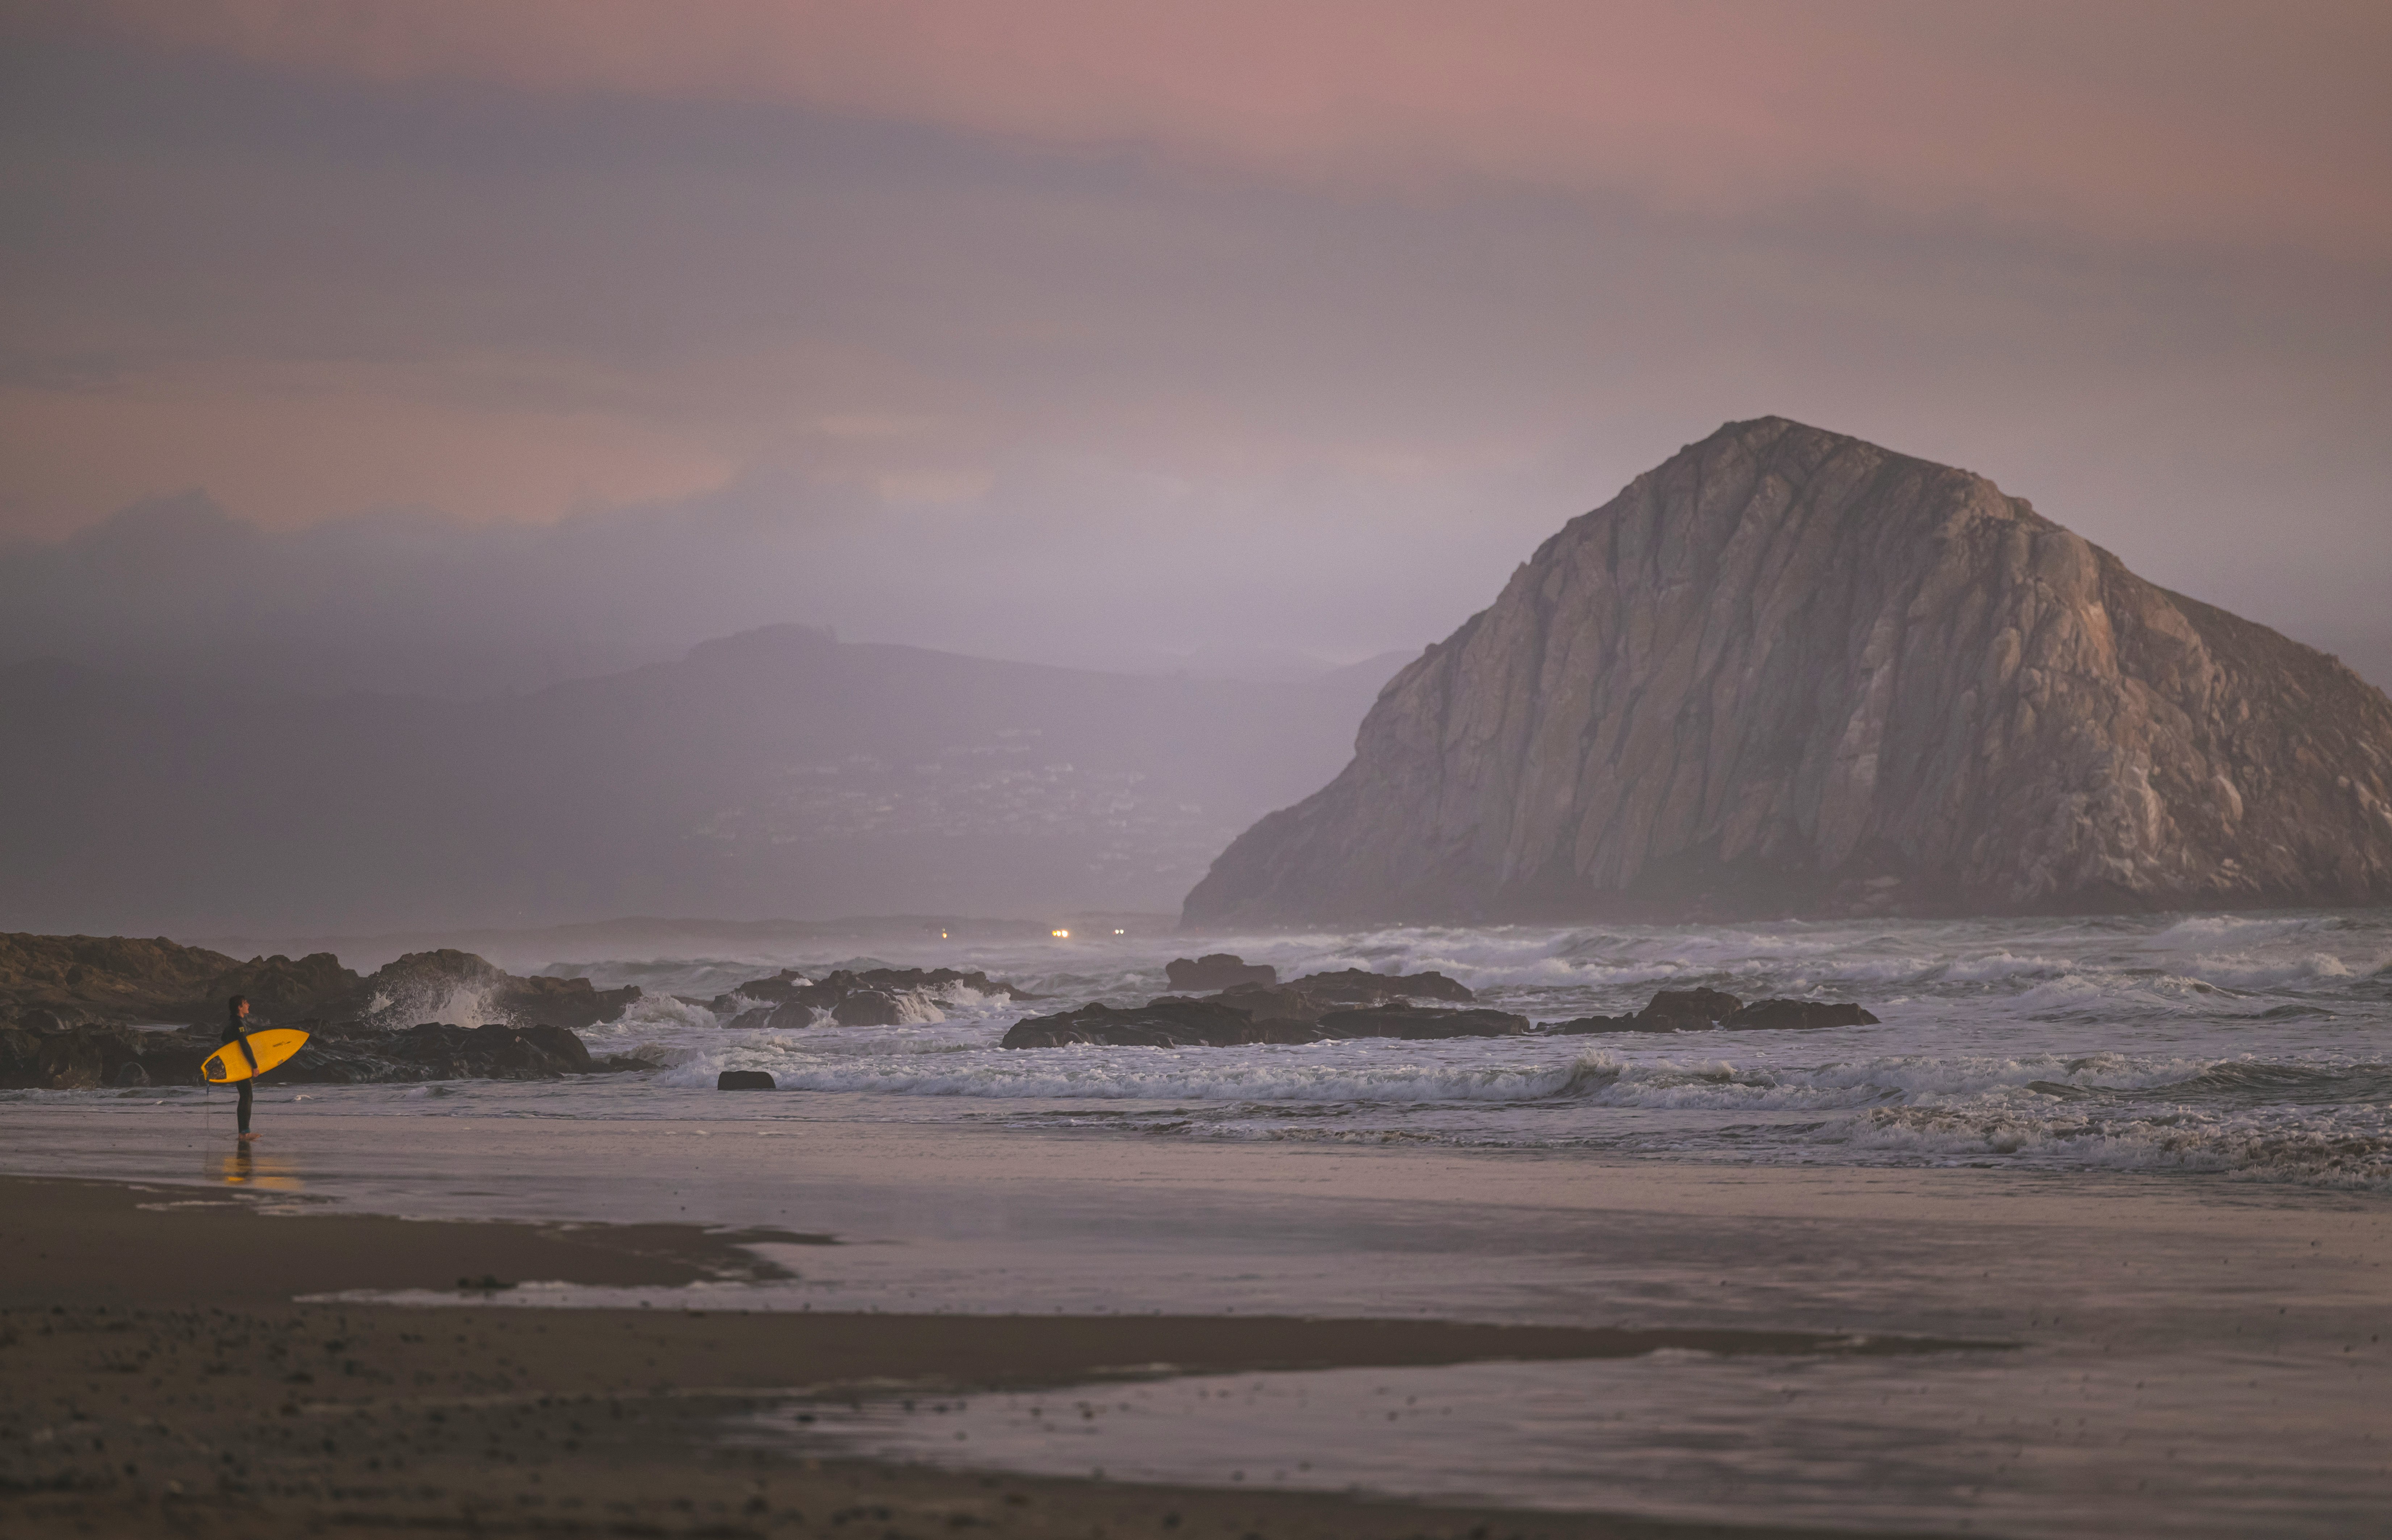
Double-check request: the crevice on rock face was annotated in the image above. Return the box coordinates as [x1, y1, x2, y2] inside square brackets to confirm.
[1183, 417, 2392, 924]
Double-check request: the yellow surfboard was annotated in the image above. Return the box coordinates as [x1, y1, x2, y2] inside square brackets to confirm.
[201, 1028, 311, 1084]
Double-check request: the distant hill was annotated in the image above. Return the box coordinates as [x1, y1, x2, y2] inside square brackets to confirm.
[0, 627, 1407, 934]
[1186, 418, 2392, 924]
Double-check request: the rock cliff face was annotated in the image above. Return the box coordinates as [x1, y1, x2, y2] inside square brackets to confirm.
[1185, 418, 2392, 924]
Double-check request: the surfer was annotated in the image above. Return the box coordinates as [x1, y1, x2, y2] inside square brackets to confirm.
[223, 995, 260, 1139]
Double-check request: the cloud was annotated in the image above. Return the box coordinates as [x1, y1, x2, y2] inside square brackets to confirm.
[0, 8, 2385, 697]
[53, 0, 2392, 258]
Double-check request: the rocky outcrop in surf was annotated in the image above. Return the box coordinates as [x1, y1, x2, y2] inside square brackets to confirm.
[702, 966, 1034, 1029]
[998, 965, 1521, 1047]
[1000, 998, 1310, 1048]
[354, 950, 642, 1032]
[0, 1018, 654, 1089]
[1194, 968, 1476, 1029]
[1165, 954, 1277, 991]
[0, 932, 640, 1031]
[0, 932, 650, 1087]
[0, 932, 277, 1025]
[997, 995, 1530, 1048]
[1545, 987, 1878, 1034]
[1183, 417, 2392, 924]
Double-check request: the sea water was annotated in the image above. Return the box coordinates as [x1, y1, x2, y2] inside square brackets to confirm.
[526, 909, 2392, 1190]
[6, 909, 2389, 1537]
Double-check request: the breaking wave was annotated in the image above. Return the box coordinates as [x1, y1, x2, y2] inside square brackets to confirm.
[496, 907, 2392, 1191]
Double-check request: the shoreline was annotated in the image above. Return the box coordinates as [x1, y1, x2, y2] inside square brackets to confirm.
[2, 1174, 1964, 1539]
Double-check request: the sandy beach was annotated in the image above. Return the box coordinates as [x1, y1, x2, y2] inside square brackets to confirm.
[4, 1097, 2389, 1537]
[3, 1173, 1960, 1540]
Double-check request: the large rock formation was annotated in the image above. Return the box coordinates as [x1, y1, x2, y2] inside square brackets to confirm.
[1185, 418, 2392, 923]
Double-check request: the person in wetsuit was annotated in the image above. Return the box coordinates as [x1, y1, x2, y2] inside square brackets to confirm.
[223, 994, 260, 1139]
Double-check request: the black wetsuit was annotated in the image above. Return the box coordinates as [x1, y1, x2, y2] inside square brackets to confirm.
[221, 1011, 259, 1133]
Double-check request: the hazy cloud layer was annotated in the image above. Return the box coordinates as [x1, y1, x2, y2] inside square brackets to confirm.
[1, 8, 2386, 690]
[63, 1, 2392, 253]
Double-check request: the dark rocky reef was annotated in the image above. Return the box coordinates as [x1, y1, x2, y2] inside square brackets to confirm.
[1000, 988, 1524, 1049]
[271, 1021, 636, 1083]
[1544, 988, 1878, 1034]
[708, 966, 1033, 1029]
[0, 931, 651, 1088]
[355, 950, 642, 1032]
[0, 1018, 653, 1090]
[1165, 953, 1277, 991]
[1, 932, 282, 1025]
[0, 931, 639, 1032]
[1313, 1004, 1530, 1040]
[1284, 968, 1472, 1003]
[1197, 968, 1475, 1029]
[1000, 999, 1315, 1049]
[1185, 417, 2392, 924]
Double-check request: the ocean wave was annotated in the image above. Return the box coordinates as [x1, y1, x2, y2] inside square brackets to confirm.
[518, 911, 2392, 1192]
[2146, 914, 2334, 950]
[1837, 1104, 2392, 1189]
[1010, 1090, 2392, 1190]
[650, 1042, 1622, 1104]
[2182, 950, 2367, 989]
[636, 1037, 2376, 1118]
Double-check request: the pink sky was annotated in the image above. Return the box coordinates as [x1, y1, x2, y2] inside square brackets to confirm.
[3, 1, 2387, 684]
[85, 0, 2392, 254]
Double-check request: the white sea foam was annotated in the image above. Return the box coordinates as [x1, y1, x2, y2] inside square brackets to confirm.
[523, 908, 2392, 1189]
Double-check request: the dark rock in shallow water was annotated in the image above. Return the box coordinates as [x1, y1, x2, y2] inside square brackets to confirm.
[1542, 988, 1877, 1034]
[718, 965, 1033, 1027]
[0, 1016, 645, 1088]
[830, 989, 906, 1026]
[1165, 953, 1277, 991]
[727, 970, 813, 1007]
[33, 1030, 107, 1088]
[277, 1021, 607, 1083]
[1313, 1004, 1531, 1040]
[1282, 968, 1473, 1003]
[1640, 988, 1745, 1027]
[999, 991, 1526, 1048]
[717, 1070, 776, 1091]
[491, 974, 643, 1031]
[357, 950, 641, 1032]
[1000, 999, 1312, 1049]
[1205, 982, 1343, 1027]
[1727, 998, 1880, 1029]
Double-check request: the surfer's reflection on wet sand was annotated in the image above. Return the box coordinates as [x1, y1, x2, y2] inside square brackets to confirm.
[212, 1144, 302, 1192]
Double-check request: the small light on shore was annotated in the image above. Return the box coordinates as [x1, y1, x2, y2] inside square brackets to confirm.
[1051, 928, 1071, 939]
[1113, 928, 1126, 936]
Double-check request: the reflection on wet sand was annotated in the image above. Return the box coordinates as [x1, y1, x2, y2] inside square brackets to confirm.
[211, 1144, 302, 1192]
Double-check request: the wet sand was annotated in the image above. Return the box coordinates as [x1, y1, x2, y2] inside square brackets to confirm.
[3, 1176, 1945, 1540]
